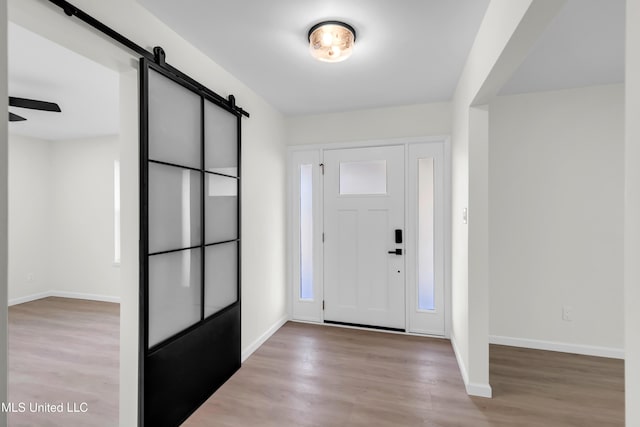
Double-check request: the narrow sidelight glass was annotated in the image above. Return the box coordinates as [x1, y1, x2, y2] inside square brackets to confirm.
[300, 164, 313, 300]
[418, 158, 435, 310]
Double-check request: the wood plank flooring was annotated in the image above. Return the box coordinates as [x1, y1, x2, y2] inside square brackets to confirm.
[184, 322, 624, 427]
[7, 302, 623, 426]
[8, 297, 119, 427]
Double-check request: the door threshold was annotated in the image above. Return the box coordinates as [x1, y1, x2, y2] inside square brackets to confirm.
[324, 320, 405, 333]
[291, 319, 448, 339]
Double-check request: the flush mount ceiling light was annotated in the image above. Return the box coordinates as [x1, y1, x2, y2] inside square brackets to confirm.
[308, 21, 356, 63]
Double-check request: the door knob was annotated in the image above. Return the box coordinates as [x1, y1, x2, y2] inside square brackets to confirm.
[387, 249, 402, 255]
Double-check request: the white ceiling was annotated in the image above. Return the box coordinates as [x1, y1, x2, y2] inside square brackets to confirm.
[8, 22, 119, 141]
[137, 0, 625, 115]
[7, 0, 624, 140]
[137, 0, 491, 116]
[500, 0, 625, 95]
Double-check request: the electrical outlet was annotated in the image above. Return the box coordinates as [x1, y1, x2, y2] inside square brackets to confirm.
[562, 305, 572, 322]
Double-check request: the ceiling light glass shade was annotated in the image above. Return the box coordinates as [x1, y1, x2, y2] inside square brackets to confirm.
[308, 21, 356, 63]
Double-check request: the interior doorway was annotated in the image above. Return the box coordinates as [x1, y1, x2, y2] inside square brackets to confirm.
[290, 138, 450, 337]
[5, 14, 139, 425]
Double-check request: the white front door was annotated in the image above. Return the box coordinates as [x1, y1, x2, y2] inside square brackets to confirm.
[323, 146, 405, 329]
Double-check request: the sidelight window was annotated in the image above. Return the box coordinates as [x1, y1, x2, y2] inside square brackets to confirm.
[417, 158, 435, 311]
[300, 164, 314, 300]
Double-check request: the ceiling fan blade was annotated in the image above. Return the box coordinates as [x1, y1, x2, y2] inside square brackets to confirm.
[9, 96, 61, 112]
[9, 112, 27, 122]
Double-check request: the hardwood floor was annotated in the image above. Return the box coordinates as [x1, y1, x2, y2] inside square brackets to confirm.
[7, 303, 622, 426]
[8, 297, 119, 427]
[184, 322, 624, 427]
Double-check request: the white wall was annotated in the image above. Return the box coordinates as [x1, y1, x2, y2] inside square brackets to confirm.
[489, 85, 624, 356]
[467, 104, 490, 390]
[7, 134, 120, 303]
[285, 102, 451, 145]
[451, 0, 534, 397]
[625, 0, 640, 424]
[7, 134, 51, 301]
[450, 0, 564, 397]
[240, 100, 288, 358]
[7, 2, 288, 425]
[49, 135, 120, 300]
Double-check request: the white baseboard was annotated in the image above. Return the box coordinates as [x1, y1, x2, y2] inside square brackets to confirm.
[450, 335, 469, 384]
[241, 314, 289, 363]
[489, 335, 624, 359]
[51, 291, 120, 304]
[8, 290, 121, 306]
[450, 335, 493, 398]
[8, 291, 52, 306]
[466, 382, 493, 398]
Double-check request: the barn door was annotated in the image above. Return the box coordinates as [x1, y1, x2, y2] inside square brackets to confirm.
[139, 58, 241, 426]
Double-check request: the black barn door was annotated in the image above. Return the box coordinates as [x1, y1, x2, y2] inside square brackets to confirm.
[139, 58, 241, 426]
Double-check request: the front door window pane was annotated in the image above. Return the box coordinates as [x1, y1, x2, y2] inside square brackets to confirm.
[339, 160, 387, 195]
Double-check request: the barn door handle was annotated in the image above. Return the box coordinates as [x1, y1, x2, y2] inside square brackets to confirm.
[388, 249, 402, 255]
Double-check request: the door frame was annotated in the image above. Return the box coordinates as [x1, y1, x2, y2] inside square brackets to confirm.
[288, 136, 452, 338]
[4, 5, 143, 426]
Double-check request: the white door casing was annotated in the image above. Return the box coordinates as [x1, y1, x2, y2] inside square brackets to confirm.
[289, 138, 449, 337]
[323, 146, 405, 329]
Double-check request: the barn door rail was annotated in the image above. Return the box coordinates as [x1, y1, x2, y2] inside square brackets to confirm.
[47, 0, 250, 118]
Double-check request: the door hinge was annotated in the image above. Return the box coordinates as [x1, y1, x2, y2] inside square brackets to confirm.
[319, 163, 324, 175]
[322, 300, 325, 310]
[322, 232, 325, 243]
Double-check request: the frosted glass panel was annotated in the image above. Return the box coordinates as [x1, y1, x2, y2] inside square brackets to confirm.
[204, 242, 237, 317]
[205, 174, 237, 243]
[300, 164, 313, 300]
[205, 100, 237, 177]
[148, 248, 202, 347]
[149, 163, 201, 253]
[340, 160, 387, 195]
[418, 158, 435, 311]
[148, 68, 201, 169]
